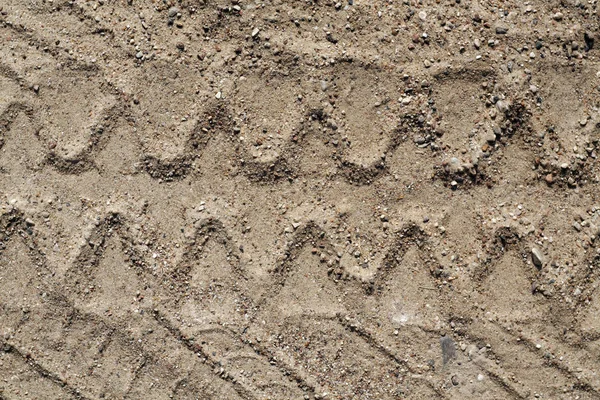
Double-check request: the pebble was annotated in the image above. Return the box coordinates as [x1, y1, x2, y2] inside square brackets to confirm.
[168, 7, 180, 18]
[552, 12, 563, 21]
[424, 59, 432, 68]
[496, 26, 508, 35]
[545, 174, 554, 184]
[496, 100, 509, 113]
[251, 27, 260, 38]
[466, 344, 478, 359]
[531, 247, 544, 269]
[483, 131, 496, 143]
[440, 335, 456, 365]
[413, 135, 426, 145]
[447, 157, 461, 173]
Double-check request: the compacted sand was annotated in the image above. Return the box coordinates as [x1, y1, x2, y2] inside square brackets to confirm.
[1, 0, 600, 399]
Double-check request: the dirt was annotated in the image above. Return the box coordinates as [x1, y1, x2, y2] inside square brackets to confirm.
[1, 0, 600, 399]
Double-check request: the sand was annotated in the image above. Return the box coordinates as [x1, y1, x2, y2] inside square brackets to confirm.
[1, 0, 600, 399]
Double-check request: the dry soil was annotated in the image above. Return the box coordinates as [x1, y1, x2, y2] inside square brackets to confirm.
[1, 0, 600, 399]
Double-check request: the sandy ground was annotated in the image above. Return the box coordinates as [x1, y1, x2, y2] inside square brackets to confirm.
[1, 0, 600, 399]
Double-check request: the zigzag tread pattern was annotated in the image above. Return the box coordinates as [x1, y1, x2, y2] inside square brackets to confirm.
[3, 208, 599, 398]
[3, 0, 600, 398]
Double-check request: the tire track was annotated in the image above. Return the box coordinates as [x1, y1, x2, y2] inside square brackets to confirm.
[0, 340, 89, 400]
